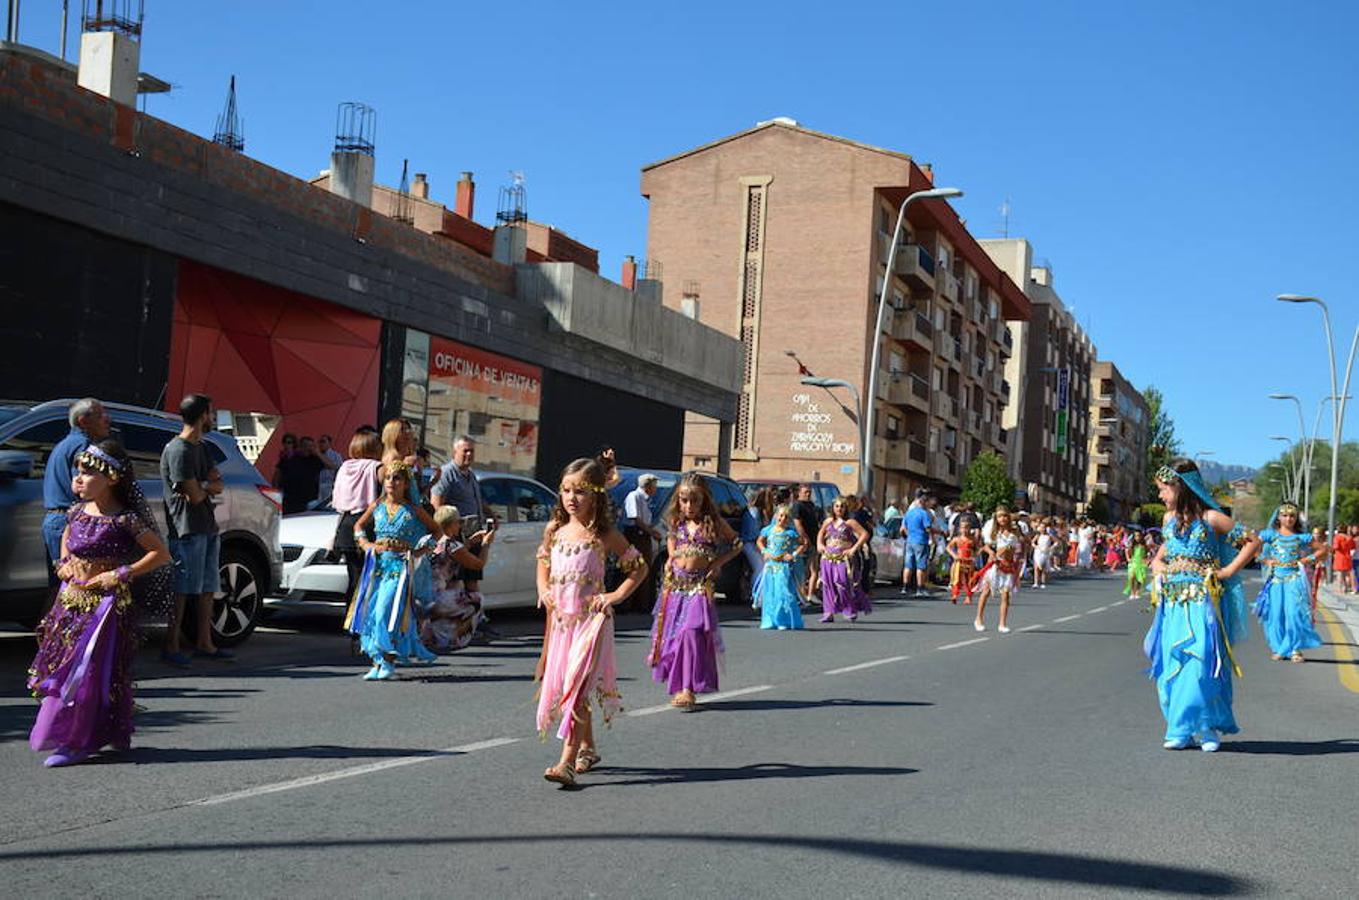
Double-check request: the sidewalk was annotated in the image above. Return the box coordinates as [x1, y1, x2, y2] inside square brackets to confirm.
[1315, 581, 1359, 694]
[1316, 581, 1359, 639]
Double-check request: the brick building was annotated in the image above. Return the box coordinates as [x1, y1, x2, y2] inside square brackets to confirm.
[640, 119, 1030, 508]
[0, 42, 740, 483]
[1086, 360, 1149, 522]
[981, 239, 1095, 517]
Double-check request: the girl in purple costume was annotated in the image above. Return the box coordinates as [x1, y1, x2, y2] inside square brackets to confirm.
[28, 441, 172, 767]
[816, 496, 873, 623]
[648, 475, 742, 710]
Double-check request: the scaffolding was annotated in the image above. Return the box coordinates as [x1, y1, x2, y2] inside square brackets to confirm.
[212, 75, 244, 152]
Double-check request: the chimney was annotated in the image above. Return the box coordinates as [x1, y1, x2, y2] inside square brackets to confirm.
[920, 163, 934, 184]
[621, 256, 638, 290]
[455, 172, 475, 219]
[412, 173, 429, 200]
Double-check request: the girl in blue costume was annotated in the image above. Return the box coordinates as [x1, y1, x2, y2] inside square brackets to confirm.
[754, 505, 807, 630]
[1253, 503, 1324, 663]
[1146, 460, 1261, 752]
[344, 462, 439, 680]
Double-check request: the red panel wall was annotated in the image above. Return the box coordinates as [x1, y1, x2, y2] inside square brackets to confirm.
[167, 261, 382, 475]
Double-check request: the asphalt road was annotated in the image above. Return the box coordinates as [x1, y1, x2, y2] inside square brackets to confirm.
[1, 569, 1356, 898]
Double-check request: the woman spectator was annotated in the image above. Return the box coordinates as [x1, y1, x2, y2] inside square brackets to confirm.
[331, 430, 384, 597]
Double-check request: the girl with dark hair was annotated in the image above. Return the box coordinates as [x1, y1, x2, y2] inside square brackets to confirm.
[535, 458, 647, 787]
[816, 496, 872, 623]
[28, 440, 172, 767]
[1146, 459, 1260, 752]
[649, 474, 741, 710]
[1253, 504, 1323, 663]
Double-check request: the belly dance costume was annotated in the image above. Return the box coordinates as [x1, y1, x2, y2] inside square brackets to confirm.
[1252, 527, 1322, 658]
[28, 504, 160, 760]
[1144, 517, 1249, 744]
[819, 520, 872, 622]
[755, 524, 805, 630]
[650, 523, 727, 694]
[344, 502, 437, 672]
[987, 532, 1023, 592]
[536, 534, 642, 740]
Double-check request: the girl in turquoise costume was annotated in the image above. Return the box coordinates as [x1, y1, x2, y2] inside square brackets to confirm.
[754, 505, 807, 630]
[344, 463, 439, 680]
[1253, 503, 1324, 663]
[1146, 460, 1261, 752]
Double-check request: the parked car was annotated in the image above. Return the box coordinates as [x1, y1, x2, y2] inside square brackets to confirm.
[0, 400, 283, 645]
[869, 516, 906, 585]
[608, 467, 752, 604]
[738, 478, 841, 519]
[268, 470, 558, 613]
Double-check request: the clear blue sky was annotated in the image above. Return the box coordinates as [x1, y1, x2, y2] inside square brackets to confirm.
[18, 1, 1358, 470]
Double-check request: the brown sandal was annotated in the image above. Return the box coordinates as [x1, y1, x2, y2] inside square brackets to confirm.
[575, 748, 601, 774]
[670, 691, 697, 711]
[544, 763, 576, 787]
[1290, 653, 1305, 664]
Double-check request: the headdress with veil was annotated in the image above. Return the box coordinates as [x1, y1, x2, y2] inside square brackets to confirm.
[77, 444, 175, 622]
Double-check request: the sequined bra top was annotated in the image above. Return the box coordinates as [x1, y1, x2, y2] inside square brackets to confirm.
[65, 503, 146, 561]
[545, 536, 606, 617]
[374, 503, 424, 546]
[763, 525, 800, 558]
[825, 520, 855, 548]
[672, 522, 719, 561]
[1260, 530, 1307, 569]
[1164, 518, 1216, 564]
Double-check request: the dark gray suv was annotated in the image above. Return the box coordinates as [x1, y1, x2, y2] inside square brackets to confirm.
[0, 400, 283, 645]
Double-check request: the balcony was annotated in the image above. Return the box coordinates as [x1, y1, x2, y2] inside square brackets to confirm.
[875, 436, 909, 470]
[966, 409, 983, 436]
[908, 437, 928, 473]
[1000, 326, 1013, 357]
[932, 392, 956, 420]
[971, 356, 986, 380]
[895, 244, 936, 291]
[907, 372, 931, 412]
[891, 309, 933, 350]
[938, 269, 960, 303]
[928, 452, 953, 483]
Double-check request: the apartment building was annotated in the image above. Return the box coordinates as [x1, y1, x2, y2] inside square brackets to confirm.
[980, 240, 1094, 516]
[1086, 360, 1149, 521]
[640, 119, 1030, 508]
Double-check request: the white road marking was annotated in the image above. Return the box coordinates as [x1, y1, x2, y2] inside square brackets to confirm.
[627, 683, 774, 717]
[190, 737, 520, 806]
[1053, 614, 1082, 623]
[1018, 623, 1045, 632]
[1088, 605, 1110, 613]
[824, 655, 910, 675]
[936, 637, 989, 650]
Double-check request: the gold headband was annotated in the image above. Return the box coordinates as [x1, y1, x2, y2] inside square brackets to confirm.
[76, 449, 121, 483]
[1155, 465, 1179, 483]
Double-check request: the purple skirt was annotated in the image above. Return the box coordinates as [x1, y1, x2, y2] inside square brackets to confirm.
[650, 578, 722, 694]
[819, 556, 873, 619]
[29, 587, 137, 754]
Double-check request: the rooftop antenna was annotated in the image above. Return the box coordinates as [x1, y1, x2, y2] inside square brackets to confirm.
[392, 158, 414, 225]
[496, 171, 527, 224]
[212, 75, 244, 152]
[80, 0, 143, 38]
[335, 101, 376, 156]
[999, 196, 1012, 238]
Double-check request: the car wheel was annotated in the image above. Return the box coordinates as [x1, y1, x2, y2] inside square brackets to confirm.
[183, 545, 265, 647]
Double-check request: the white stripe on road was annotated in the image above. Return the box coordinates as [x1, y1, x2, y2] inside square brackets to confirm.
[1018, 623, 1044, 632]
[190, 737, 521, 806]
[936, 638, 989, 650]
[626, 683, 774, 717]
[1053, 614, 1082, 623]
[824, 655, 910, 675]
[1088, 605, 1110, 613]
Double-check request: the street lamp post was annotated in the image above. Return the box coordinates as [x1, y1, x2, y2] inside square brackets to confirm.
[1269, 435, 1300, 500]
[800, 376, 865, 496]
[1277, 295, 1359, 577]
[863, 186, 963, 502]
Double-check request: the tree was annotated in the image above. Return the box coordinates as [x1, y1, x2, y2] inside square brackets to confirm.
[1135, 502, 1166, 527]
[961, 450, 1017, 517]
[1142, 385, 1182, 501]
[1087, 492, 1112, 524]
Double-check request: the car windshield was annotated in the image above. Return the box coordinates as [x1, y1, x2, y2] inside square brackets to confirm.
[0, 407, 27, 429]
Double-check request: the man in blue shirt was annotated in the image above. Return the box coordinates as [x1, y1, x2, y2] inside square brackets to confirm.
[900, 489, 938, 598]
[41, 398, 111, 582]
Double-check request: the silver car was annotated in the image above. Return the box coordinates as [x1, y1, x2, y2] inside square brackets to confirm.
[869, 516, 906, 584]
[0, 400, 283, 644]
[269, 470, 556, 612]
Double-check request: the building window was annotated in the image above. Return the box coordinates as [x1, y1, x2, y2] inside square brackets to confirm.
[886, 413, 901, 438]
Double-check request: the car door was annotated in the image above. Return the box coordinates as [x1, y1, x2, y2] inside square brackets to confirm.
[474, 476, 521, 597]
[0, 415, 69, 595]
[504, 477, 557, 605]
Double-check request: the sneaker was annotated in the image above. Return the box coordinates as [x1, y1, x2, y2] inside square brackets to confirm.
[43, 747, 90, 767]
[374, 661, 397, 681]
[362, 664, 382, 681]
[998, 625, 1011, 634]
[1199, 730, 1221, 752]
[1163, 737, 1190, 750]
[973, 621, 985, 632]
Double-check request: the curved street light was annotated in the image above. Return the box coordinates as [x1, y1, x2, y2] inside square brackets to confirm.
[800, 376, 865, 495]
[863, 186, 963, 503]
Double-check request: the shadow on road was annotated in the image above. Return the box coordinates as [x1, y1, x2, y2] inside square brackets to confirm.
[0, 832, 1256, 894]
[1222, 739, 1359, 756]
[97, 743, 457, 765]
[699, 698, 932, 712]
[1019, 629, 1132, 637]
[580, 762, 916, 788]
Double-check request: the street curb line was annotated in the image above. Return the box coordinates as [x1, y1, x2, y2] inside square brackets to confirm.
[1316, 604, 1359, 695]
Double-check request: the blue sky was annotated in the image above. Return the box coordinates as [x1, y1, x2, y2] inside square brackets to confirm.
[17, 1, 1357, 469]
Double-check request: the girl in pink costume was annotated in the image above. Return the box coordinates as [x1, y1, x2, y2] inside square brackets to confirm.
[536, 458, 647, 788]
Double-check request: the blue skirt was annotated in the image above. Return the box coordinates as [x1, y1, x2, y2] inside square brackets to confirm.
[756, 560, 804, 630]
[1145, 595, 1239, 741]
[1252, 569, 1322, 657]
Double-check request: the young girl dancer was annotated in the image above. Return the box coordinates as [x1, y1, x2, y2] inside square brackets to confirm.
[816, 497, 873, 623]
[1031, 518, 1054, 590]
[1145, 460, 1259, 752]
[536, 458, 646, 787]
[754, 505, 806, 630]
[345, 463, 439, 679]
[29, 441, 172, 767]
[1124, 532, 1151, 600]
[974, 506, 1023, 633]
[650, 474, 741, 710]
[947, 521, 978, 604]
[1253, 504, 1323, 663]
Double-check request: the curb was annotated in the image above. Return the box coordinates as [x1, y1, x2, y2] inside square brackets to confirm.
[1317, 583, 1359, 640]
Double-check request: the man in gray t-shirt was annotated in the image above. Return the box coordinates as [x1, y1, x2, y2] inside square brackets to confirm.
[161, 436, 219, 539]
